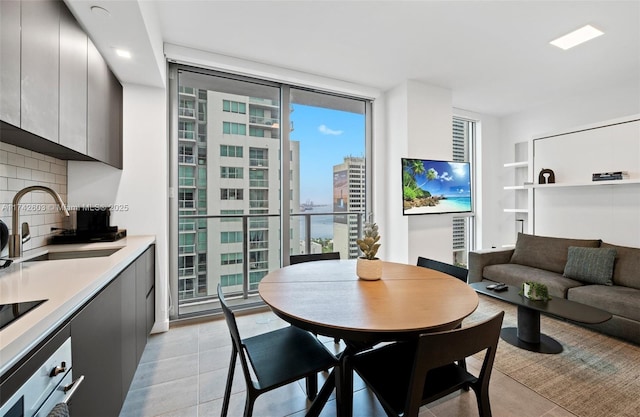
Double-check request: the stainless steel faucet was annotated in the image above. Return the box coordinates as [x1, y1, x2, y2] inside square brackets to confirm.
[9, 186, 70, 258]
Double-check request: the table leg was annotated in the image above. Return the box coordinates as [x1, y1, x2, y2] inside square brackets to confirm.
[500, 305, 563, 354]
[335, 354, 353, 417]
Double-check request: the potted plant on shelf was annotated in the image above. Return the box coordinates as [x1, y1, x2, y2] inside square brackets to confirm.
[521, 281, 551, 301]
[356, 222, 382, 280]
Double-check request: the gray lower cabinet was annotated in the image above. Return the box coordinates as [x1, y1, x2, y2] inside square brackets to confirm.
[136, 247, 155, 362]
[70, 270, 123, 417]
[70, 246, 155, 417]
[20, 0, 60, 142]
[0, 0, 21, 126]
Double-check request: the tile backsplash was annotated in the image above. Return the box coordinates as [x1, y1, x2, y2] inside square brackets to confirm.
[0, 142, 68, 255]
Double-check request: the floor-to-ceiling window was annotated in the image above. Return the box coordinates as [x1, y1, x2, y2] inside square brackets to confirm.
[288, 88, 367, 260]
[169, 65, 371, 319]
[452, 117, 476, 267]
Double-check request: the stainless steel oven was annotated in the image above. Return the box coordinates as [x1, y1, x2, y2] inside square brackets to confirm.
[0, 336, 83, 417]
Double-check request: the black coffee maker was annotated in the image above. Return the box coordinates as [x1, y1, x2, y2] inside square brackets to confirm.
[50, 207, 126, 243]
[76, 207, 116, 236]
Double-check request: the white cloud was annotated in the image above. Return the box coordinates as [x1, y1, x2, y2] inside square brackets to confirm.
[318, 124, 343, 135]
[440, 172, 454, 181]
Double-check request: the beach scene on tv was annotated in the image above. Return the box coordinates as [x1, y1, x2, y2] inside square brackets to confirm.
[402, 159, 472, 215]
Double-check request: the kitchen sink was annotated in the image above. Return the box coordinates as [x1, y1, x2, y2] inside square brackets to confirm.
[25, 248, 122, 262]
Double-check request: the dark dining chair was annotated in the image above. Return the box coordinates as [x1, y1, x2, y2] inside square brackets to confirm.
[350, 311, 505, 417]
[289, 251, 341, 265]
[416, 256, 470, 380]
[217, 284, 338, 417]
[416, 256, 468, 283]
[290, 251, 342, 344]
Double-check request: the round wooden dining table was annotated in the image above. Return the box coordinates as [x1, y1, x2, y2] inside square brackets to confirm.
[258, 259, 479, 416]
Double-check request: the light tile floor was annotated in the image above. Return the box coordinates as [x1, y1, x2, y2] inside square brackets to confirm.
[119, 310, 578, 417]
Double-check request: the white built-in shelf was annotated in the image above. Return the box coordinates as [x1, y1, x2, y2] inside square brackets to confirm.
[504, 185, 526, 190]
[526, 178, 640, 189]
[502, 244, 516, 249]
[503, 161, 528, 168]
[503, 208, 529, 213]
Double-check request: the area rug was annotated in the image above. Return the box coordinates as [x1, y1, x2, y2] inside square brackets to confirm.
[466, 296, 640, 417]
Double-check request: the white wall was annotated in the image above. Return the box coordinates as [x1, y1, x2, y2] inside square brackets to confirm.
[381, 80, 458, 265]
[68, 84, 169, 333]
[488, 82, 640, 248]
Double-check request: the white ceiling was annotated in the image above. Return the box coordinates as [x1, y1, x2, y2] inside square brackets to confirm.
[66, 0, 640, 116]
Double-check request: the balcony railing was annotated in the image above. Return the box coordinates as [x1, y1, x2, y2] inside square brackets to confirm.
[249, 97, 279, 107]
[249, 158, 268, 167]
[179, 107, 195, 118]
[249, 179, 269, 188]
[179, 154, 196, 164]
[179, 87, 195, 96]
[249, 116, 279, 126]
[179, 130, 196, 140]
[176, 211, 364, 316]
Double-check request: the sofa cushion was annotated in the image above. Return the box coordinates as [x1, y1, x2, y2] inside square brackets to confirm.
[483, 264, 583, 298]
[568, 285, 640, 322]
[563, 246, 616, 286]
[509, 233, 601, 274]
[600, 242, 640, 290]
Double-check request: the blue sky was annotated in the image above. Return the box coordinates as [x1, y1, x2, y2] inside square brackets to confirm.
[290, 104, 365, 205]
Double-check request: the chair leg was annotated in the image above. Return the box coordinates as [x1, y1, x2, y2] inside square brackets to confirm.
[243, 392, 256, 417]
[472, 385, 492, 417]
[305, 374, 318, 401]
[221, 346, 238, 417]
[459, 358, 470, 391]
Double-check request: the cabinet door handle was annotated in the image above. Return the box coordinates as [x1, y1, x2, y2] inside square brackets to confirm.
[63, 375, 85, 403]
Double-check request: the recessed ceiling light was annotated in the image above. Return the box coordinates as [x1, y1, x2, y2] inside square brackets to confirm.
[90, 5, 110, 18]
[115, 49, 131, 59]
[550, 25, 604, 50]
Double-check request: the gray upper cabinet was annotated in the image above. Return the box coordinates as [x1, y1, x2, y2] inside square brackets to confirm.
[0, 0, 21, 126]
[59, 4, 88, 154]
[21, 0, 60, 142]
[88, 39, 123, 169]
[0, 0, 122, 169]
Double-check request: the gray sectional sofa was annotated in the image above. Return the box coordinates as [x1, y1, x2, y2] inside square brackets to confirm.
[469, 233, 640, 344]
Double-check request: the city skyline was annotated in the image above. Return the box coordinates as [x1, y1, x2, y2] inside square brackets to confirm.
[291, 103, 365, 205]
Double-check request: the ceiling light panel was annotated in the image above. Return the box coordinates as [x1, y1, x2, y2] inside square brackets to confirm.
[550, 25, 604, 50]
[115, 49, 132, 59]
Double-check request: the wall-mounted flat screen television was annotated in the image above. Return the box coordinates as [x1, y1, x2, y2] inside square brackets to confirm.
[402, 158, 472, 215]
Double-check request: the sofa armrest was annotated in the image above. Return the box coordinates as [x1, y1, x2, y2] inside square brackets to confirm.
[468, 249, 515, 283]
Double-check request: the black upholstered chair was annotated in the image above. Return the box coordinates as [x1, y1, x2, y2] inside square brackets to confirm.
[289, 251, 341, 265]
[350, 311, 504, 417]
[416, 256, 468, 283]
[217, 284, 338, 417]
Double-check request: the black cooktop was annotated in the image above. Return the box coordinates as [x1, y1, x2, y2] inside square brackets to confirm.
[0, 300, 47, 331]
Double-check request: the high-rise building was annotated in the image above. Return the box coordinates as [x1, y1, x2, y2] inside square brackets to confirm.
[177, 87, 299, 304]
[332, 156, 366, 259]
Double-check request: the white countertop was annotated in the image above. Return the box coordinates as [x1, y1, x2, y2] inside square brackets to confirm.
[0, 235, 156, 377]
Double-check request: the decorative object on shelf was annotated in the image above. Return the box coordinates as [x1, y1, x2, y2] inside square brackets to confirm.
[521, 281, 551, 301]
[356, 222, 382, 280]
[592, 171, 629, 181]
[538, 168, 556, 184]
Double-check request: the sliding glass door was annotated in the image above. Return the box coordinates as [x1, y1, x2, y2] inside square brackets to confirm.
[169, 64, 371, 319]
[288, 89, 367, 259]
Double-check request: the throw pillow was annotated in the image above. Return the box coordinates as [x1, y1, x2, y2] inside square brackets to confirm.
[563, 246, 617, 285]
